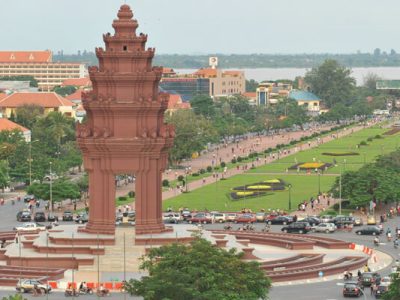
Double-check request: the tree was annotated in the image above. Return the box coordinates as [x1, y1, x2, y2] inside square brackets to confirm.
[245, 79, 258, 92]
[54, 85, 77, 97]
[383, 267, 400, 300]
[304, 59, 356, 108]
[27, 180, 80, 202]
[190, 95, 215, 117]
[15, 104, 44, 129]
[166, 110, 217, 163]
[363, 73, 381, 90]
[126, 237, 271, 300]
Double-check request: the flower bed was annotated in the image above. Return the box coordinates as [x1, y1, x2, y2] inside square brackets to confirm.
[289, 162, 332, 171]
[322, 152, 360, 156]
[230, 191, 268, 200]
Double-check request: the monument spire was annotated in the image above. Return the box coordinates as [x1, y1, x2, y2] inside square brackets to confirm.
[77, 5, 174, 235]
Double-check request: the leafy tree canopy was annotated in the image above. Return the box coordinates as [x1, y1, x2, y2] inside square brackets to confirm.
[383, 267, 400, 300]
[305, 59, 356, 108]
[53, 85, 77, 97]
[27, 180, 80, 202]
[15, 104, 44, 130]
[126, 237, 271, 300]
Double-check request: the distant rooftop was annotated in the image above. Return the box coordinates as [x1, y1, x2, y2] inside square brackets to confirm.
[376, 80, 400, 89]
[0, 51, 52, 63]
[289, 90, 320, 101]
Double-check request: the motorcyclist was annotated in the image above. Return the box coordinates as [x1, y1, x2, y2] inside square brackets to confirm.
[394, 239, 399, 249]
[374, 236, 380, 246]
[98, 284, 109, 296]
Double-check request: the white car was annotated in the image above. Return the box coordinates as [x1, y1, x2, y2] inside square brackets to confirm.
[211, 212, 226, 223]
[225, 213, 237, 222]
[312, 222, 336, 233]
[320, 215, 334, 223]
[13, 222, 46, 232]
[162, 213, 182, 224]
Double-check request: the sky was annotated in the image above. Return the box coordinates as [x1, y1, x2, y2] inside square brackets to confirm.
[2, 0, 400, 55]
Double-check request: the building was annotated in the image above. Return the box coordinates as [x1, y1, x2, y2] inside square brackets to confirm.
[255, 82, 293, 106]
[159, 77, 210, 101]
[194, 68, 245, 98]
[242, 92, 257, 105]
[166, 94, 191, 115]
[61, 77, 92, 89]
[159, 58, 245, 101]
[289, 90, 321, 114]
[0, 81, 38, 93]
[0, 92, 75, 118]
[0, 51, 86, 91]
[0, 118, 31, 142]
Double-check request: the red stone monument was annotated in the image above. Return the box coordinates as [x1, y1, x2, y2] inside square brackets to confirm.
[77, 4, 174, 235]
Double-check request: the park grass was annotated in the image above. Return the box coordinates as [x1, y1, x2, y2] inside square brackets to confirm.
[163, 125, 400, 212]
[162, 173, 335, 212]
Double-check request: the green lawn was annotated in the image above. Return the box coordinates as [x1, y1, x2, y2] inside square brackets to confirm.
[163, 125, 400, 212]
[163, 173, 335, 212]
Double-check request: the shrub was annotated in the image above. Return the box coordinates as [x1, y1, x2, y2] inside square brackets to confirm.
[231, 158, 237, 164]
[359, 141, 368, 146]
[375, 134, 383, 139]
[192, 173, 199, 177]
[206, 166, 213, 172]
[237, 156, 243, 162]
[220, 162, 226, 168]
[128, 191, 135, 198]
[162, 179, 170, 187]
[178, 175, 184, 182]
[214, 166, 220, 170]
[367, 137, 373, 142]
[199, 168, 206, 174]
[118, 196, 127, 201]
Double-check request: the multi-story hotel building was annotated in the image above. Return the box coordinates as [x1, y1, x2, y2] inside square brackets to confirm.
[0, 51, 86, 91]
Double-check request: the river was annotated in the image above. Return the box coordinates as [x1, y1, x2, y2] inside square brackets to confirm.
[175, 67, 400, 86]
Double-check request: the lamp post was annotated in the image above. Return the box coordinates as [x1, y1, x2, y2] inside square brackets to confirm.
[288, 184, 292, 211]
[28, 140, 39, 186]
[339, 172, 342, 215]
[49, 162, 53, 212]
[315, 168, 321, 195]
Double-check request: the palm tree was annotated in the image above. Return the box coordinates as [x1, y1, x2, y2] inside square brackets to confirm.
[47, 112, 74, 154]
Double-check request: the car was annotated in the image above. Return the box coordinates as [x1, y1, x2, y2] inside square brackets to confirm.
[116, 211, 135, 226]
[47, 213, 59, 222]
[312, 222, 336, 233]
[16, 279, 51, 294]
[281, 222, 311, 234]
[33, 212, 46, 222]
[255, 212, 266, 222]
[360, 272, 381, 287]
[353, 216, 364, 226]
[355, 226, 382, 236]
[62, 211, 74, 221]
[342, 281, 363, 297]
[265, 213, 279, 221]
[298, 217, 321, 226]
[267, 215, 293, 225]
[225, 213, 237, 222]
[333, 215, 355, 228]
[16, 210, 32, 222]
[23, 195, 35, 203]
[162, 212, 182, 224]
[13, 222, 46, 232]
[234, 214, 256, 223]
[320, 215, 334, 223]
[43, 173, 59, 181]
[181, 210, 192, 221]
[375, 282, 390, 298]
[210, 212, 226, 223]
[188, 213, 212, 224]
[75, 213, 89, 224]
[367, 215, 377, 225]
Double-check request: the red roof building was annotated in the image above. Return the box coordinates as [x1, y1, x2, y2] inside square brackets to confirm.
[61, 77, 92, 88]
[0, 92, 75, 118]
[166, 94, 191, 114]
[0, 118, 31, 141]
[65, 89, 84, 102]
[0, 51, 52, 63]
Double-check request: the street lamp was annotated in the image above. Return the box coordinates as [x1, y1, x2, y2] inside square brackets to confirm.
[315, 168, 321, 195]
[28, 140, 39, 186]
[288, 184, 292, 211]
[49, 162, 53, 211]
[339, 172, 342, 215]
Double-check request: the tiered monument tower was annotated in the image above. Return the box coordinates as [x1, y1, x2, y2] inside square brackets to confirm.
[77, 4, 174, 235]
